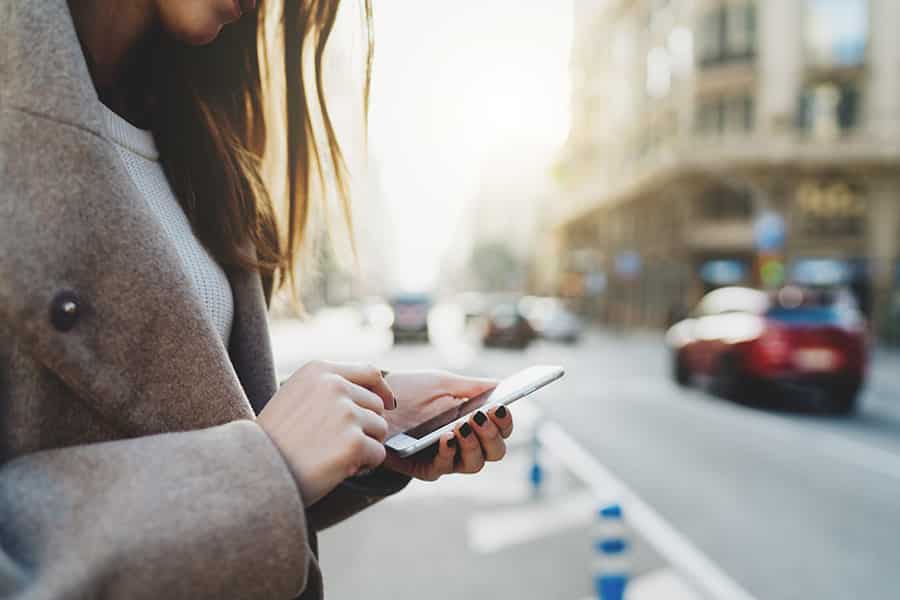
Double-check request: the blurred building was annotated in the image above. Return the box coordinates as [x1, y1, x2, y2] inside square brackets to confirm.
[469, 159, 551, 289]
[441, 157, 552, 294]
[543, 0, 900, 339]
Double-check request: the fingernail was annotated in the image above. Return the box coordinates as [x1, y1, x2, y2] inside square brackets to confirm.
[380, 369, 390, 378]
[459, 422, 472, 438]
[495, 405, 508, 419]
[447, 436, 457, 448]
[473, 411, 487, 426]
[392, 396, 399, 410]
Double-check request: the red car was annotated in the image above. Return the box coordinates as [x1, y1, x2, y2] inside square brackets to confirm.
[666, 286, 867, 414]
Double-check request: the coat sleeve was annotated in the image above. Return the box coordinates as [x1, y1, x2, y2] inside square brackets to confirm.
[306, 467, 411, 532]
[0, 420, 313, 600]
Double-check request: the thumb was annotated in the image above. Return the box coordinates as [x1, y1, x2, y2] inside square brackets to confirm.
[442, 373, 497, 398]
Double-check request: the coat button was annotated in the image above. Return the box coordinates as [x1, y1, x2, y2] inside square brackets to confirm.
[50, 290, 81, 332]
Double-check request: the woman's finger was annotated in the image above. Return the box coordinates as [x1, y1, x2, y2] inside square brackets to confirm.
[423, 433, 458, 481]
[352, 403, 389, 442]
[471, 410, 506, 462]
[327, 362, 397, 410]
[454, 421, 484, 473]
[358, 434, 388, 472]
[440, 373, 498, 399]
[344, 380, 387, 417]
[488, 405, 514, 438]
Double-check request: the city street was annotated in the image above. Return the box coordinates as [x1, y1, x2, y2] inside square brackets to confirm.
[271, 307, 900, 600]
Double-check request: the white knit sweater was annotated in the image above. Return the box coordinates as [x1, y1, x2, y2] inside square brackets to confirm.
[103, 105, 234, 345]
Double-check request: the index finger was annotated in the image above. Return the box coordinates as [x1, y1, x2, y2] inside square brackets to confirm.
[327, 362, 397, 410]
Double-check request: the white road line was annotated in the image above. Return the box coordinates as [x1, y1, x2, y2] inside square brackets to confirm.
[578, 567, 703, 600]
[625, 568, 703, 600]
[468, 490, 597, 554]
[539, 421, 758, 600]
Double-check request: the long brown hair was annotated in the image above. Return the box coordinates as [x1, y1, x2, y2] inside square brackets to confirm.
[145, 0, 372, 299]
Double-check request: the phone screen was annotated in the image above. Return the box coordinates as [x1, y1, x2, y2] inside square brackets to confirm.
[385, 365, 564, 457]
[404, 388, 494, 439]
[401, 367, 559, 439]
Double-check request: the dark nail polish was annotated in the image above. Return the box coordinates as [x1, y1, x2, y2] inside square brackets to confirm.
[473, 411, 487, 426]
[459, 422, 472, 438]
[495, 405, 508, 419]
[380, 369, 390, 377]
[392, 396, 399, 410]
[447, 437, 457, 448]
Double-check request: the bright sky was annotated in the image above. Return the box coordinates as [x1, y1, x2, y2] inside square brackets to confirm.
[362, 1, 574, 291]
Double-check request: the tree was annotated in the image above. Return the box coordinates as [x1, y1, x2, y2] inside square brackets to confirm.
[469, 241, 524, 292]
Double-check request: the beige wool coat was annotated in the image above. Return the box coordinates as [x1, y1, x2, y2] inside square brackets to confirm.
[0, 1, 408, 598]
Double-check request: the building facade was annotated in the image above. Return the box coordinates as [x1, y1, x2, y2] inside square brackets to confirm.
[542, 0, 900, 340]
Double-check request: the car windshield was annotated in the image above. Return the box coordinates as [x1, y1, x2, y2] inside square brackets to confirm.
[766, 306, 841, 324]
[392, 295, 429, 306]
[492, 305, 518, 319]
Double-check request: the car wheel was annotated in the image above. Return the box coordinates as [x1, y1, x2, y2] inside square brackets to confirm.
[713, 354, 743, 401]
[825, 378, 861, 416]
[673, 352, 691, 387]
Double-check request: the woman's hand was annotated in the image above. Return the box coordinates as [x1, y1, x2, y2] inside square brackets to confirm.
[257, 361, 396, 506]
[380, 371, 514, 481]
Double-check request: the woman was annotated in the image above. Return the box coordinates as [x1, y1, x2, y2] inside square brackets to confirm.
[0, 1, 515, 598]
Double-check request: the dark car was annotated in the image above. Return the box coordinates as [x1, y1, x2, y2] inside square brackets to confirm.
[390, 293, 431, 343]
[666, 286, 867, 414]
[482, 302, 536, 349]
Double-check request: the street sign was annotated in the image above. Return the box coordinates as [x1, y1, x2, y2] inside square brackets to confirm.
[614, 251, 641, 280]
[700, 260, 747, 285]
[753, 211, 786, 252]
[791, 258, 850, 286]
[585, 272, 608, 295]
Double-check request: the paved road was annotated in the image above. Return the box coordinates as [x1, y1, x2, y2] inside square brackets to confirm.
[525, 332, 900, 600]
[271, 308, 900, 600]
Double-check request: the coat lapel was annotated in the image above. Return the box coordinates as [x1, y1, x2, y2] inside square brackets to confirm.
[0, 0, 269, 437]
[228, 262, 278, 415]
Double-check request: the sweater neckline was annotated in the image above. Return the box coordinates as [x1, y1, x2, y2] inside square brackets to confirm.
[101, 103, 159, 162]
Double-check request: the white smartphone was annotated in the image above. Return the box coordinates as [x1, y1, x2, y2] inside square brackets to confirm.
[384, 365, 565, 458]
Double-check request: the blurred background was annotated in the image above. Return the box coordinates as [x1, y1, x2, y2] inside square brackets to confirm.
[270, 1, 900, 599]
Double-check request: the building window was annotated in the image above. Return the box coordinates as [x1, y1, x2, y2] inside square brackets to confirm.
[698, 10, 722, 65]
[696, 93, 755, 135]
[696, 98, 724, 134]
[724, 95, 755, 132]
[725, 1, 756, 58]
[699, 186, 754, 221]
[805, 0, 869, 68]
[798, 82, 861, 134]
[794, 180, 866, 236]
[698, 1, 757, 68]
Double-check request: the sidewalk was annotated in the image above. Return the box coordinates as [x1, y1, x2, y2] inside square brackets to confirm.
[317, 404, 702, 600]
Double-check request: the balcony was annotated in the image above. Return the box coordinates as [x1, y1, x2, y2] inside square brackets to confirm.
[685, 219, 754, 251]
[552, 129, 900, 231]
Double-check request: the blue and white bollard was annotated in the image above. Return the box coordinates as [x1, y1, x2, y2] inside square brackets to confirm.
[529, 426, 543, 498]
[592, 503, 629, 600]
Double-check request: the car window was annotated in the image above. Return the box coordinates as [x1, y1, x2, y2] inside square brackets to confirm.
[766, 306, 841, 324]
